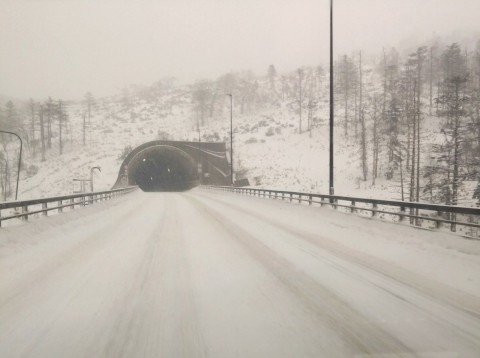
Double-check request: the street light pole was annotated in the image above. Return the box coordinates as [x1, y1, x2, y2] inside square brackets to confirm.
[329, 0, 335, 197]
[197, 125, 202, 183]
[0, 130, 23, 200]
[226, 94, 233, 186]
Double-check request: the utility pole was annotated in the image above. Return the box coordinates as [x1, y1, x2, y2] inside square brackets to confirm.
[329, 0, 335, 196]
[226, 94, 233, 186]
[197, 124, 202, 183]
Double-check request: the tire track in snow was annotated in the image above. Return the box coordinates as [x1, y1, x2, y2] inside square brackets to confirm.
[0, 193, 207, 358]
[195, 190, 480, 319]
[190, 191, 480, 355]
[184, 193, 413, 357]
[98, 193, 208, 358]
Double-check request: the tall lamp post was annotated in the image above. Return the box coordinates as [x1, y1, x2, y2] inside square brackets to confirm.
[329, 0, 335, 197]
[0, 130, 23, 200]
[226, 93, 233, 186]
[197, 125, 202, 182]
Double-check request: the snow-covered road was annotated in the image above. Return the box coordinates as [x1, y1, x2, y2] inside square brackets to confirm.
[1, 189, 480, 357]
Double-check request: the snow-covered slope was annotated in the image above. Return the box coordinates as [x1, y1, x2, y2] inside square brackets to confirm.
[16, 80, 477, 205]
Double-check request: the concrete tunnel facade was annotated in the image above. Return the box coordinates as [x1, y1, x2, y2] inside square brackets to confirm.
[112, 140, 231, 191]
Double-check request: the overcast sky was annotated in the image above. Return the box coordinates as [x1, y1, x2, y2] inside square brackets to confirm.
[1, 0, 479, 100]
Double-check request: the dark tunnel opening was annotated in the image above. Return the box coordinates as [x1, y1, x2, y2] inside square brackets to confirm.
[127, 146, 199, 192]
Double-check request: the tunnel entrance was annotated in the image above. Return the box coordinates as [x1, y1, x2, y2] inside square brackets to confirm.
[127, 145, 198, 192]
[113, 140, 231, 190]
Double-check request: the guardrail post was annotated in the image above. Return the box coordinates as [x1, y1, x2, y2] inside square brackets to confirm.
[399, 207, 406, 222]
[298, 195, 301, 204]
[58, 200, 63, 213]
[451, 214, 456, 232]
[330, 198, 336, 209]
[372, 203, 377, 217]
[436, 211, 442, 229]
[42, 203, 48, 216]
[351, 201, 356, 213]
[290, 193, 292, 202]
[309, 195, 312, 206]
[22, 206, 29, 221]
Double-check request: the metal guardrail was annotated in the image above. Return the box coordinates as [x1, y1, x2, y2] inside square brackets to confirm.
[204, 186, 480, 238]
[0, 186, 138, 227]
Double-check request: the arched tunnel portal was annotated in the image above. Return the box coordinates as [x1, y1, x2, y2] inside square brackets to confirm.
[113, 140, 231, 192]
[128, 145, 198, 191]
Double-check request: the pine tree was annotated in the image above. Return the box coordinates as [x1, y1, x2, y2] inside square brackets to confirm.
[267, 64, 277, 92]
[297, 68, 305, 133]
[45, 97, 54, 149]
[358, 52, 368, 181]
[29, 99, 36, 158]
[338, 55, 356, 138]
[57, 100, 64, 155]
[434, 43, 470, 227]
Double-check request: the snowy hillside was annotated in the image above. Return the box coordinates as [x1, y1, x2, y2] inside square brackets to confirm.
[15, 84, 389, 201]
[7, 48, 480, 208]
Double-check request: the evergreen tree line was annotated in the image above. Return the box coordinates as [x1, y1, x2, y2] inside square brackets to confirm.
[188, 41, 479, 207]
[335, 42, 480, 207]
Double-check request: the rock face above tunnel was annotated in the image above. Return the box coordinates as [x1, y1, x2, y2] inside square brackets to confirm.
[113, 140, 231, 191]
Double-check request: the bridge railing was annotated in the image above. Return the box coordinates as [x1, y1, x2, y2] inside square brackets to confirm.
[203, 186, 480, 238]
[0, 186, 138, 227]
